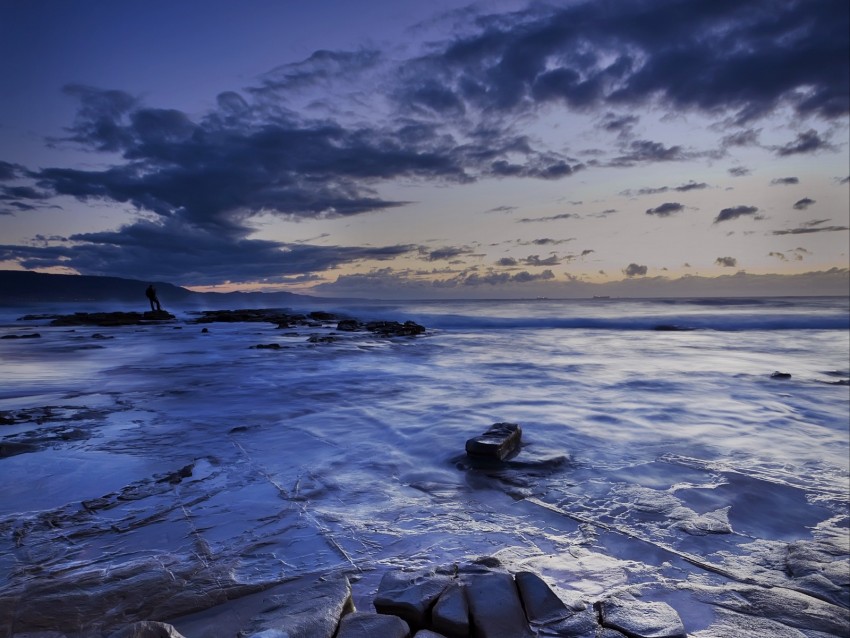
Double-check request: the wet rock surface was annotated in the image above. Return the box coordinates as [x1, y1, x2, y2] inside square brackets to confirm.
[465, 422, 522, 461]
[597, 597, 687, 638]
[45, 310, 177, 326]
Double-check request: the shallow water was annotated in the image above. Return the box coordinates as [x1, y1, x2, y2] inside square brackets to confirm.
[0, 297, 848, 635]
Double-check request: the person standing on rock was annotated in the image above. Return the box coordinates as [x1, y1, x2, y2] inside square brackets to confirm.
[145, 284, 162, 311]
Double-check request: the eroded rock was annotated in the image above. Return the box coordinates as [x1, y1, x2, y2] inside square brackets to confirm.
[108, 621, 187, 638]
[597, 597, 686, 638]
[431, 582, 469, 637]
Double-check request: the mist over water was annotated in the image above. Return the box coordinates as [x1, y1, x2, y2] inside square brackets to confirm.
[1, 296, 848, 635]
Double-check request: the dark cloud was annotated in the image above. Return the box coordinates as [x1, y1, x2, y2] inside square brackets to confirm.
[598, 113, 639, 138]
[484, 205, 517, 213]
[523, 254, 560, 266]
[397, 0, 849, 124]
[623, 263, 648, 277]
[714, 205, 759, 223]
[773, 224, 849, 235]
[609, 140, 686, 167]
[771, 177, 799, 185]
[496, 257, 518, 267]
[775, 129, 832, 156]
[252, 49, 382, 94]
[715, 256, 737, 267]
[793, 197, 816, 210]
[0, 218, 416, 285]
[517, 212, 578, 223]
[426, 246, 472, 261]
[646, 202, 685, 217]
[721, 129, 760, 147]
[728, 166, 751, 177]
[462, 269, 555, 286]
[0, 161, 25, 181]
[621, 181, 707, 196]
[840, 176, 850, 185]
[581, 249, 595, 257]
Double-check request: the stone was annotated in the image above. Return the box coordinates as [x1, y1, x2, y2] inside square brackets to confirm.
[464, 572, 533, 638]
[335, 612, 410, 638]
[465, 423, 522, 461]
[336, 319, 362, 331]
[108, 621, 187, 638]
[1, 332, 41, 339]
[365, 320, 426, 337]
[308, 334, 337, 343]
[431, 582, 469, 637]
[597, 597, 686, 638]
[413, 631, 448, 638]
[252, 343, 283, 349]
[373, 571, 452, 629]
[515, 571, 571, 625]
[770, 371, 792, 379]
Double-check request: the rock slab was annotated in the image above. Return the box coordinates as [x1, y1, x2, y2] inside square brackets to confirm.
[431, 582, 470, 637]
[374, 570, 452, 629]
[464, 572, 534, 638]
[335, 612, 410, 638]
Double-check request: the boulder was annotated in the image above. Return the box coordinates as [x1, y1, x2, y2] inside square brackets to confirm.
[413, 631, 449, 638]
[336, 319, 362, 331]
[308, 335, 337, 343]
[108, 621, 187, 638]
[365, 320, 426, 337]
[464, 572, 533, 638]
[1, 333, 41, 339]
[431, 582, 469, 637]
[335, 612, 410, 638]
[252, 343, 283, 349]
[373, 571, 452, 629]
[770, 371, 792, 379]
[465, 423, 522, 461]
[597, 597, 686, 638]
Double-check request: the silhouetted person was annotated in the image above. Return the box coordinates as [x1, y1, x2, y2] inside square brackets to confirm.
[145, 284, 162, 311]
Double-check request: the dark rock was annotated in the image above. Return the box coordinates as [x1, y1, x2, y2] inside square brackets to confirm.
[1, 333, 41, 339]
[431, 582, 469, 638]
[0, 440, 39, 458]
[336, 319, 362, 331]
[157, 463, 194, 485]
[108, 621, 187, 637]
[413, 631, 448, 638]
[170, 574, 352, 638]
[652, 325, 694, 331]
[252, 343, 283, 350]
[464, 572, 533, 638]
[770, 371, 792, 379]
[335, 612, 410, 638]
[308, 334, 337, 343]
[515, 571, 571, 625]
[373, 571, 452, 629]
[49, 311, 174, 327]
[365, 320, 426, 337]
[465, 423, 522, 461]
[91, 333, 114, 339]
[229, 426, 249, 434]
[309, 311, 339, 321]
[201, 327, 209, 333]
[597, 597, 686, 638]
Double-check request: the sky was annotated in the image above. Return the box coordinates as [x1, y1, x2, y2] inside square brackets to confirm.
[0, 0, 848, 299]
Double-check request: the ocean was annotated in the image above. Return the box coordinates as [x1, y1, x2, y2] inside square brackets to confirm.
[0, 296, 848, 636]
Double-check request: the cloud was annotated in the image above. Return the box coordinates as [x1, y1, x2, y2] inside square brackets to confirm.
[715, 256, 737, 267]
[581, 249, 595, 257]
[714, 205, 759, 223]
[425, 246, 473, 261]
[721, 129, 760, 147]
[0, 161, 25, 181]
[728, 166, 751, 177]
[517, 213, 578, 223]
[775, 129, 833, 156]
[608, 140, 687, 166]
[496, 257, 518, 267]
[523, 254, 560, 266]
[771, 177, 799, 185]
[621, 181, 707, 196]
[773, 224, 849, 235]
[793, 197, 816, 210]
[646, 202, 685, 217]
[397, 1, 849, 124]
[623, 263, 648, 277]
[484, 205, 518, 213]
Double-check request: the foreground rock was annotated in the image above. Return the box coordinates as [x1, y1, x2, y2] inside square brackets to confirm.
[46, 310, 175, 326]
[597, 597, 687, 638]
[108, 621, 187, 637]
[335, 611, 410, 638]
[465, 422, 522, 461]
[373, 570, 452, 629]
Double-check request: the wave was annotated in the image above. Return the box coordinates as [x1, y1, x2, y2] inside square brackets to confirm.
[417, 313, 850, 332]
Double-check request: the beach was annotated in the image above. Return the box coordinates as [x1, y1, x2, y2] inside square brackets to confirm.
[1, 296, 848, 636]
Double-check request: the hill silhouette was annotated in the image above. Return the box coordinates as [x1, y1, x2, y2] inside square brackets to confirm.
[0, 270, 312, 307]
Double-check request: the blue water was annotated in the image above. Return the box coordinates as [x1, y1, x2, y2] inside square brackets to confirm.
[0, 296, 848, 634]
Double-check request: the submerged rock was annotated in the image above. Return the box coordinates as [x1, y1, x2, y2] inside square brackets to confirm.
[48, 311, 175, 326]
[465, 423, 522, 461]
[1, 332, 41, 339]
[365, 320, 426, 337]
[770, 371, 792, 379]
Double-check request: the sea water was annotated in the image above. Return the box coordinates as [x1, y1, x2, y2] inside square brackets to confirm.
[0, 296, 848, 635]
